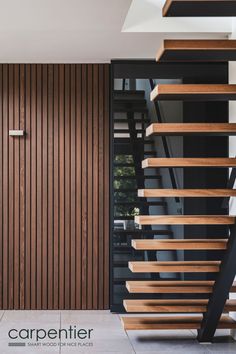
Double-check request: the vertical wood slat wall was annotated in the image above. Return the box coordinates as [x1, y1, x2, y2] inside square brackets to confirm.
[0, 64, 110, 310]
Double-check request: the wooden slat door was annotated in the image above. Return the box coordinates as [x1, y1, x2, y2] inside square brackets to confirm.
[0, 64, 110, 309]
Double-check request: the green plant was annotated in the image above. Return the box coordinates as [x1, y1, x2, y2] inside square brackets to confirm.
[114, 154, 138, 217]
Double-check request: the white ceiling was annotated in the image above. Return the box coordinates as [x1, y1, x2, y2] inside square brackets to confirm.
[0, 0, 233, 63]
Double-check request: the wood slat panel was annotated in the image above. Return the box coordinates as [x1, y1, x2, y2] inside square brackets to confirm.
[92, 65, 99, 309]
[48, 64, 54, 310]
[53, 64, 59, 309]
[58, 64, 65, 309]
[81, 64, 87, 309]
[3, 65, 9, 309]
[19, 64, 25, 309]
[8, 65, 14, 309]
[70, 64, 76, 310]
[98, 65, 104, 309]
[25, 64, 31, 309]
[42, 64, 48, 310]
[36, 64, 42, 309]
[75, 65, 82, 309]
[87, 65, 93, 309]
[0, 64, 110, 310]
[14, 65, 20, 309]
[64, 64, 70, 310]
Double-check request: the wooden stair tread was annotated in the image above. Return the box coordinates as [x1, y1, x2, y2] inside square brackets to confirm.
[156, 40, 236, 62]
[121, 315, 236, 330]
[150, 84, 236, 101]
[132, 239, 228, 250]
[162, 0, 236, 17]
[129, 261, 221, 273]
[134, 215, 235, 225]
[123, 299, 236, 313]
[142, 158, 236, 168]
[138, 188, 236, 197]
[146, 123, 236, 136]
[126, 280, 236, 293]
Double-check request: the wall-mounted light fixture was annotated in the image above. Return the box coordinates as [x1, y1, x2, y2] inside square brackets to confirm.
[9, 130, 25, 137]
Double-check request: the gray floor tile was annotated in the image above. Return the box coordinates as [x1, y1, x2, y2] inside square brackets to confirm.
[0, 311, 234, 353]
[0, 311, 61, 353]
[2, 310, 60, 323]
[62, 352, 134, 354]
[61, 312, 123, 330]
[60, 341, 134, 353]
[207, 335, 236, 353]
[61, 310, 111, 316]
[60, 312, 134, 353]
[135, 351, 209, 354]
[214, 329, 231, 336]
[127, 330, 209, 353]
[0, 311, 5, 321]
[0, 347, 60, 354]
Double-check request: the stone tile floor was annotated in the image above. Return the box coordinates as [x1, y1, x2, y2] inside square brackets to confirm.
[0, 310, 235, 353]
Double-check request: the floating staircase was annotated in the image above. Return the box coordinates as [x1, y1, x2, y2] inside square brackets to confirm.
[121, 39, 236, 342]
